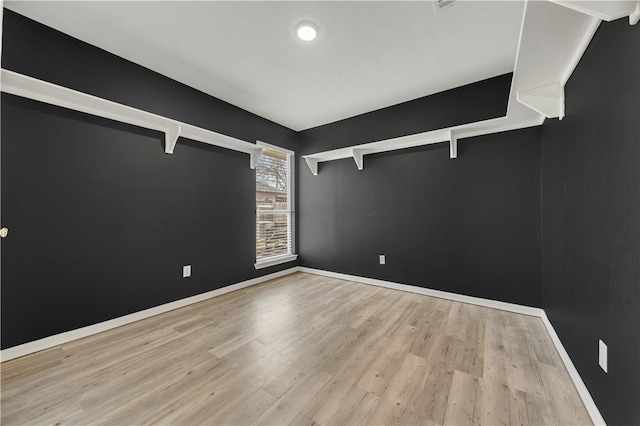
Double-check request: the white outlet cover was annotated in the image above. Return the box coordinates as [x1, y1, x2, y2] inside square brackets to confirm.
[599, 339, 608, 373]
[183, 265, 191, 278]
[379, 255, 386, 265]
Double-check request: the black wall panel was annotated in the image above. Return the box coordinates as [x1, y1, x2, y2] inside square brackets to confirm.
[300, 74, 512, 154]
[1, 10, 298, 349]
[541, 19, 639, 426]
[299, 77, 542, 306]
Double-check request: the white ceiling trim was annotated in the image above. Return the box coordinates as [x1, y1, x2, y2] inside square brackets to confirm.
[302, 0, 635, 176]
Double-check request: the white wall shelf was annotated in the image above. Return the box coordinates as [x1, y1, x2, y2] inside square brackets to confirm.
[0, 69, 264, 168]
[550, 0, 640, 24]
[302, 0, 634, 175]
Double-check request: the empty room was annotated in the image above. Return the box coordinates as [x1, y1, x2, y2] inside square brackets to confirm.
[0, 1, 638, 425]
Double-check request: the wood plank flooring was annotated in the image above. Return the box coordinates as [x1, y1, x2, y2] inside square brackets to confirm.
[0, 272, 592, 425]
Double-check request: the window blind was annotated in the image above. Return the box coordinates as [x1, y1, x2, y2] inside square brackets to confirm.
[256, 147, 293, 261]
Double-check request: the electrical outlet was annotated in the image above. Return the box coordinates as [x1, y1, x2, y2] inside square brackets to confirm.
[183, 265, 191, 278]
[599, 339, 608, 373]
[379, 255, 386, 265]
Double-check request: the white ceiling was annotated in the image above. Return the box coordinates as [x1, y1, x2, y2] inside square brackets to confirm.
[5, 1, 525, 131]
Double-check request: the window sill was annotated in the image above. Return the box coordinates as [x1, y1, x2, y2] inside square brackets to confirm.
[254, 254, 299, 270]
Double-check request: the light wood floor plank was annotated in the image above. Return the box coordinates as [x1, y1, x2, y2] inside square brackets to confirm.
[255, 369, 332, 426]
[339, 391, 380, 426]
[0, 272, 591, 425]
[369, 352, 430, 425]
[357, 323, 419, 397]
[442, 370, 484, 426]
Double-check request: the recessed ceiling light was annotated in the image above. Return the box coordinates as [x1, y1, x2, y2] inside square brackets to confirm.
[296, 22, 318, 42]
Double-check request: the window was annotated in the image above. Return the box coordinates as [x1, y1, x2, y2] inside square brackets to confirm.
[254, 141, 297, 269]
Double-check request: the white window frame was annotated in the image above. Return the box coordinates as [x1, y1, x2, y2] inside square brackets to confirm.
[254, 140, 298, 269]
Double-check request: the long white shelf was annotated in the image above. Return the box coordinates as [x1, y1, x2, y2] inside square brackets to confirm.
[303, 0, 636, 175]
[550, 0, 640, 24]
[0, 69, 264, 168]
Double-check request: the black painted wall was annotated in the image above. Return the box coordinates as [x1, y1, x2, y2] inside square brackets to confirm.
[541, 19, 639, 426]
[1, 10, 298, 349]
[299, 74, 513, 154]
[4, 14, 637, 426]
[299, 75, 543, 307]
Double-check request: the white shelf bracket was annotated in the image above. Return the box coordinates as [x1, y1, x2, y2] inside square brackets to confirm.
[305, 157, 319, 176]
[164, 125, 181, 154]
[352, 148, 365, 170]
[517, 82, 565, 120]
[630, 2, 640, 25]
[449, 131, 457, 159]
[250, 148, 264, 170]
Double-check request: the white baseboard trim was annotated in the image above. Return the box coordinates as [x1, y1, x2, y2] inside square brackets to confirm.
[297, 267, 543, 317]
[298, 266, 605, 426]
[540, 311, 606, 425]
[0, 267, 298, 363]
[0, 265, 605, 425]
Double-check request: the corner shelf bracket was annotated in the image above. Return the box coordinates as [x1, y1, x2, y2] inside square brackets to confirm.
[305, 157, 319, 176]
[449, 131, 458, 159]
[352, 148, 365, 170]
[164, 125, 182, 154]
[631, 2, 640, 25]
[250, 148, 264, 170]
[517, 82, 565, 120]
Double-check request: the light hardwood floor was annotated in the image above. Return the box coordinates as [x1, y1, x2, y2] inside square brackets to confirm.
[1, 272, 591, 425]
